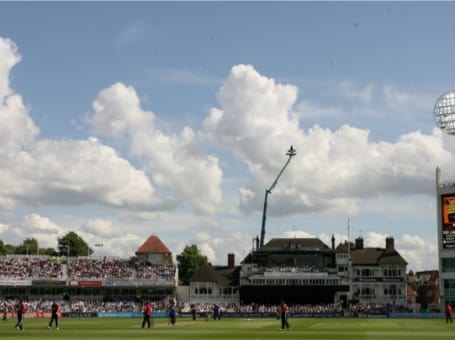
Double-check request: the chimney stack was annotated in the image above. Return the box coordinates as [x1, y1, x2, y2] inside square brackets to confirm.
[355, 237, 364, 250]
[385, 237, 394, 250]
[228, 253, 235, 268]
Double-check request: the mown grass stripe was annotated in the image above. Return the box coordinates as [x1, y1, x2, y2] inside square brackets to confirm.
[0, 317, 453, 340]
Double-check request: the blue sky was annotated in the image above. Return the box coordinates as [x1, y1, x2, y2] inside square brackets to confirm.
[1, 2, 455, 272]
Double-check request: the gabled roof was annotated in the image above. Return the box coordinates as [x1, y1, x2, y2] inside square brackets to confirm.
[335, 241, 350, 253]
[379, 248, 407, 265]
[351, 248, 383, 265]
[190, 263, 240, 286]
[351, 247, 407, 266]
[136, 235, 171, 255]
[191, 262, 219, 283]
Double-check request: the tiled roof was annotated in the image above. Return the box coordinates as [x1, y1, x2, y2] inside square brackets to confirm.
[351, 248, 383, 265]
[379, 248, 407, 265]
[136, 235, 171, 255]
[262, 238, 331, 251]
[351, 248, 407, 266]
[242, 237, 408, 267]
[190, 262, 219, 283]
[335, 241, 350, 253]
[190, 263, 240, 286]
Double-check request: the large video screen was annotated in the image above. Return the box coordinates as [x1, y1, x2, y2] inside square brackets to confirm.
[442, 195, 455, 248]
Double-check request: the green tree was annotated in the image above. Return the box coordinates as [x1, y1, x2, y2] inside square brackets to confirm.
[17, 238, 39, 255]
[0, 240, 16, 255]
[0, 239, 5, 255]
[0, 238, 57, 256]
[176, 244, 208, 285]
[41, 247, 59, 256]
[4, 244, 15, 255]
[58, 231, 93, 257]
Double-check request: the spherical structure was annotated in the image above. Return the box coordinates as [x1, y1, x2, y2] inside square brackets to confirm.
[434, 89, 455, 135]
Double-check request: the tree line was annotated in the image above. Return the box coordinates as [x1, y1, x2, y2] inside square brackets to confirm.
[0, 231, 92, 257]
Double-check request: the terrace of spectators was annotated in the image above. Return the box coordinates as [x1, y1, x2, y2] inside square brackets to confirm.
[0, 299, 411, 316]
[0, 255, 176, 282]
[0, 255, 64, 280]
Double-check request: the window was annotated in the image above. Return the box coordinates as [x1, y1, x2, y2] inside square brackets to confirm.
[383, 267, 402, 277]
[338, 265, 347, 272]
[361, 269, 372, 277]
[389, 285, 397, 295]
[445, 280, 455, 304]
[361, 287, 372, 296]
[442, 258, 455, 272]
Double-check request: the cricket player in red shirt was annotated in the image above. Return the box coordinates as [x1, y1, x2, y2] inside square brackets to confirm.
[142, 302, 152, 328]
[446, 304, 453, 323]
[14, 300, 25, 331]
[280, 300, 291, 330]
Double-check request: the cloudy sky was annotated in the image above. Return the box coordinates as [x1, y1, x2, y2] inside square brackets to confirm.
[0, 2, 454, 272]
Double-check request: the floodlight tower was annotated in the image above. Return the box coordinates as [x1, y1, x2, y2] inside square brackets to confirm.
[434, 89, 455, 307]
[434, 90, 455, 135]
[59, 244, 70, 263]
[259, 145, 296, 248]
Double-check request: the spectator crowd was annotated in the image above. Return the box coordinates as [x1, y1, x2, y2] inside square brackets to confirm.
[0, 298, 414, 318]
[68, 258, 134, 280]
[0, 255, 176, 282]
[0, 256, 63, 279]
[136, 263, 176, 281]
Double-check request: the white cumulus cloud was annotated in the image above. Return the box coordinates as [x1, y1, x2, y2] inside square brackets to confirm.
[0, 38, 160, 212]
[204, 64, 455, 218]
[87, 82, 223, 214]
[81, 219, 124, 238]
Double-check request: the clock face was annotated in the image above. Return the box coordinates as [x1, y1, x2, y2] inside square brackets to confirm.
[434, 90, 455, 135]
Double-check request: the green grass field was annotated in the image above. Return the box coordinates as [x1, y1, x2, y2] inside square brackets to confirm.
[1, 317, 454, 340]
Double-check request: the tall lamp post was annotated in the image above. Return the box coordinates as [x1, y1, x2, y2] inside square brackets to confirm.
[259, 145, 296, 248]
[95, 243, 104, 256]
[64, 245, 70, 259]
[434, 89, 455, 308]
[59, 244, 70, 263]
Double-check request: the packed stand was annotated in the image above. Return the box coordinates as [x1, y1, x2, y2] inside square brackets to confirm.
[182, 302, 344, 317]
[135, 263, 176, 281]
[1, 299, 65, 314]
[70, 299, 138, 313]
[348, 303, 413, 316]
[67, 258, 134, 280]
[0, 256, 63, 280]
[70, 297, 172, 313]
[0, 256, 177, 283]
